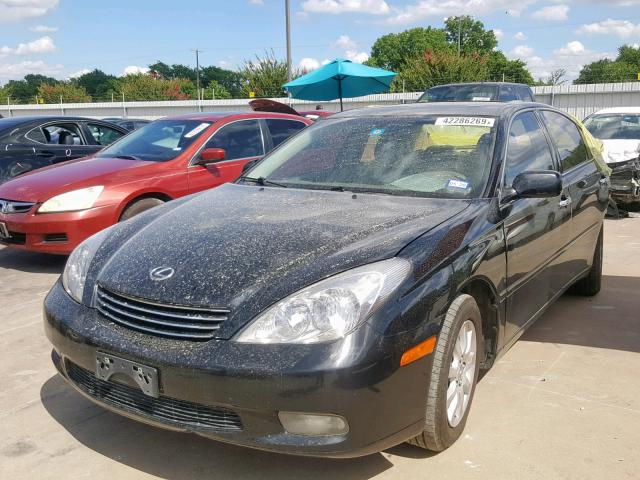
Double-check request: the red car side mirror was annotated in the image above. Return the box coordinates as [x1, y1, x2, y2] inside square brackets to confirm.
[198, 148, 226, 165]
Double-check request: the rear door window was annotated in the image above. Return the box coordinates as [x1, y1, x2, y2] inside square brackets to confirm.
[505, 112, 555, 188]
[27, 123, 85, 145]
[205, 119, 264, 160]
[265, 119, 307, 148]
[540, 111, 589, 171]
[87, 123, 126, 145]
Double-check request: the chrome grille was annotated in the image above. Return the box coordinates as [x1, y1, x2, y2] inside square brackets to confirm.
[95, 286, 229, 341]
[66, 361, 243, 432]
[0, 199, 35, 214]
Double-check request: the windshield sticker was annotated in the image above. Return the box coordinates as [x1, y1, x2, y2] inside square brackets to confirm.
[435, 117, 495, 127]
[184, 123, 211, 138]
[472, 96, 492, 102]
[369, 128, 385, 137]
[447, 179, 470, 190]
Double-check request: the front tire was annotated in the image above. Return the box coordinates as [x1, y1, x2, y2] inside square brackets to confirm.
[408, 294, 482, 451]
[119, 198, 165, 222]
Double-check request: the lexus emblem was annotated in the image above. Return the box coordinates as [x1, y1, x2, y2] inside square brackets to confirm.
[150, 266, 175, 281]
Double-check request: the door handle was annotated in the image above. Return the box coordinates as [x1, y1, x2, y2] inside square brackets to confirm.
[36, 150, 55, 157]
[559, 197, 572, 208]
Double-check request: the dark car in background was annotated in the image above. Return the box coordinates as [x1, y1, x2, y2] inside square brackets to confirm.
[44, 102, 607, 457]
[0, 116, 128, 183]
[418, 82, 536, 103]
[103, 118, 152, 131]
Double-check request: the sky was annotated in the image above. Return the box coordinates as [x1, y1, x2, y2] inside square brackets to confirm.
[0, 0, 639, 84]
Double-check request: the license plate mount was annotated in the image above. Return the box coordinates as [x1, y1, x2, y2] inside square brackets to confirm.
[95, 352, 159, 398]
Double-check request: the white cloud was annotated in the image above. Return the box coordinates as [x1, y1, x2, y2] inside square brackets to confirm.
[15, 36, 55, 55]
[386, 0, 536, 25]
[0, 0, 58, 23]
[511, 45, 535, 57]
[302, 0, 390, 15]
[531, 4, 569, 21]
[555, 40, 585, 56]
[68, 68, 90, 79]
[334, 34, 357, 50]
[508, 41, 615, 80]
[0, 36, 56, 57]
[299, 57, 321, 71]
[29, 24, 57, 32]
[122, 65, 150, 76]
[248, 0, 263, 4]
[0, 60, 63, 81]
[346, 50, 369, 63]
[493, 29, 504, 41]
[514, 32, 527, 41]
[577, 19, 640, 38]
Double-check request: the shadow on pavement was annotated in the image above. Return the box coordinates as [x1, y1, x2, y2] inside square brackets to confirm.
[40, 374, 409, 480]
[0, 247, 66, 274]
[523, 275, 640, 354]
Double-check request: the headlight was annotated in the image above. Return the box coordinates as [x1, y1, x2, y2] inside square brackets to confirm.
[62, 227, 112, 303]
[39, 186, 104, 213]
[234, 258, 411, 344]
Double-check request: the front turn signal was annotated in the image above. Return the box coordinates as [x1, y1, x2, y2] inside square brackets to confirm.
[400, 336, 436, 367]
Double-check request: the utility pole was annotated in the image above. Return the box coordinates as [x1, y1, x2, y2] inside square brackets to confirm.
[192, 48, 202, 101]
[457, 16, 462, 57]
[285, 0, 292, 81]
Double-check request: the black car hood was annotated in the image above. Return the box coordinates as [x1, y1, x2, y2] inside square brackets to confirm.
[96, 183, 469, 337]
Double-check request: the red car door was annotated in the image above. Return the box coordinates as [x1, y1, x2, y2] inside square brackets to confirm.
[188, 119, 265, 193]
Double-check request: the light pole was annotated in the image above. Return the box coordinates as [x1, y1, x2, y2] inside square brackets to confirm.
[285, 0, 292, 81]
[192, 48, 202, 101]
[457, 16, 462, 57]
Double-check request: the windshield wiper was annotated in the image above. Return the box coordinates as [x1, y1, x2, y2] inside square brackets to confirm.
[115, 154, 142, 161]
[239, 176, 288, 188]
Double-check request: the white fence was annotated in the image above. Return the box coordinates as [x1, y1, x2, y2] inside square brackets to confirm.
[1, 82, 640, 121]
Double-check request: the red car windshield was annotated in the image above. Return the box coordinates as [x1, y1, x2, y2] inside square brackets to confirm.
[96, 119, 212, 162]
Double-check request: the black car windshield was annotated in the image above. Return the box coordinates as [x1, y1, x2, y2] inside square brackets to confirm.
[584, 114, 640, 140]
[96, 119, 212, 161]
[244, 115, 497, 199]
[418, 85, 499, 103]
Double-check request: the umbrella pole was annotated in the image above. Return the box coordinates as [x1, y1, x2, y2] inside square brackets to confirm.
[338, 79, 343, 112]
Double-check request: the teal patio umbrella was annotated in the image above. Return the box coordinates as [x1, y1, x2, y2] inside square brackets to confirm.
[283, 59, 396, 111]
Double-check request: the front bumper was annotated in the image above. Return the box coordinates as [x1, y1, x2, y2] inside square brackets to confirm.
[0, 204, 117, 255]
[44, 281, 434, 457]
[609, 158, 640, 205]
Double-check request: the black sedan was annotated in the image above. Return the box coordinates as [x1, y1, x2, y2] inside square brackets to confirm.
[0, 116, 128, 183]
[44, 102, 608, 457]
[102, 118, 151, 131]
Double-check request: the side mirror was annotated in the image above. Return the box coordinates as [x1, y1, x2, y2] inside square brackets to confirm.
[504, 170, 562, 202]
[197, 148, 225, 165]
[242, 158, 260, 174]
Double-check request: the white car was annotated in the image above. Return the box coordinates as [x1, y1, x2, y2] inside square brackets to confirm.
[584, 107, 640, 205]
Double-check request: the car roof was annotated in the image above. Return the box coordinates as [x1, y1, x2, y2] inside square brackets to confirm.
[428, 82, 531, 88]
[167, 111, 311, 122]
[0, 115, 109, 123]
[329, 101, 543, 119]
[589, 107, 640, 115]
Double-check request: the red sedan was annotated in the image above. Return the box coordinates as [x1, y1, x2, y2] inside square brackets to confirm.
[0, 112, 312, 254]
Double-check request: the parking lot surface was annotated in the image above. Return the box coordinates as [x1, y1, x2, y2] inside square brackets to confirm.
[1, 218, 639, 480]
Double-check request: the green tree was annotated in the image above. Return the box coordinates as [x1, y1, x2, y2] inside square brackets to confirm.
[74, 69, 118, 100]
[444, 16, 498, 56]
[4, 74, 59, 103]
[367, 27, 451, 72]
[38, 82, 92, 103]
[616, 45, 640, 68]
[575, 59, 636, 84]
[203, 80, 231, 100]
[240, 51, 293, 98]
[487, 51, 534, 84]
[397, 50, 490, 91]
[119, 73, 195, 101]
